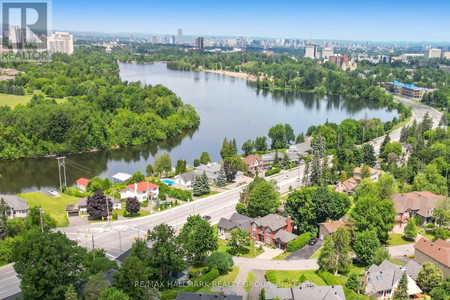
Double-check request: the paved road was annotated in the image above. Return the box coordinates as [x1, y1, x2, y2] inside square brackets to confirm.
[286, 240, 323, 260]
[0, 264, 20, 300]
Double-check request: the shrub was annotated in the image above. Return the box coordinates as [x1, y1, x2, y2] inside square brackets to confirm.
[426, 223, 435, 229]
[112, 211, 118, 220]
[318, 270, 340, 285]
[265, 168, 281, 176]
[287, 232, 311, 252]
[140, 200, 148, 207]
[205, 252, 234, 272]
[182, 269, 220, 293]
[265, 270, 277, 284]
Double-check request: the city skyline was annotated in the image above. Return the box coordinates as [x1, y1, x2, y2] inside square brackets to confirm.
[52, 0, 450, 42]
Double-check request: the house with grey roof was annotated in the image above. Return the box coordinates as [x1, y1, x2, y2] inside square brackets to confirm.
[174, 171, 197, 189]
[363, 260, 422, 299]
[288, 142, 312, 156]
[194, 163, 221, 184]
[1, 195, 29, 219]
[217, 213, 254, 239]
[265, 281, 345, 300]
[176, 292, 243, 300]
[250, 214, 297, 250]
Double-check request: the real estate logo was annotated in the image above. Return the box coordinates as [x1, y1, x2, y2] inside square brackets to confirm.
[1, 1, 51, 61]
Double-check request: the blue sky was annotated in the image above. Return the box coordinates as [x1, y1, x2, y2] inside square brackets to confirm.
[52, 0, 450, 42]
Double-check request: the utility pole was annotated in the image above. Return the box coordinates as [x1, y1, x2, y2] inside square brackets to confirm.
[39, 208, 43, 233]
[57, 157, 67, 193]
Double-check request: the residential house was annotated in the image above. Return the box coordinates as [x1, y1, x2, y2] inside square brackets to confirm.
[65, 204, 79, 217]
[78, 197, 88, 213]
[66, 197, 120, 217]
[194, 163, 221, 184]
[217, 213, 255, 239]
[112, 172, 132, 184]
[176, 292, 243, 300]
[174, 171, 196, 189]
[76, 177, 89, 191]
[334, 177, 358, 195]
[353, 166, 384, 182]
[250, 214, 297, 250]
[363, 260, 422, 299]
[414, 237, 450, 277]
[261, 152, 277, 164]
[287, 142, 312, 156]
[392, 191, 445, 226]
[318, 219, 346, 240]
[119, 181, 159, 202]
[242, 154, 266, 174]
[265, 281, 346, 300]
[1, 195, 29, 219]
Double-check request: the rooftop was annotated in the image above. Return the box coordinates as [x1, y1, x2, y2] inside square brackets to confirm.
[414, 237, 450, 267]
[112, 172, 132, 182]
[125, 181, 159, 192]
[253, 214, 289, 231]
[76, 177, 89, 187]
[1, 195, 29, 211]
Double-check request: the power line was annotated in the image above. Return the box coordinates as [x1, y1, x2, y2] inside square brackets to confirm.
[57, 157, 67, 193]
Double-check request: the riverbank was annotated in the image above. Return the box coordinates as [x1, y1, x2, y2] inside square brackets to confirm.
[203, 69, 258, 82]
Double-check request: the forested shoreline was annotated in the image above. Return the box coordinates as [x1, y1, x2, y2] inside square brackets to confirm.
[0, 48, 200, 160]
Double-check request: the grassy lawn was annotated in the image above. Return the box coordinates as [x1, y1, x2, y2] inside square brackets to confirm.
[388, 233, 414, 246]
[266, 270, 326, 287]
[195, 191, 219, 199]
[310, 247, 322, 259]
[18, 191, 80, 227]
[196, 266, 240, 293]
[272, 251, 291, 260]
[217, 239, 264, 258]
[115, 207, 150, 218]
[0, 93, 33, 107]
[244, 271, 255, 292]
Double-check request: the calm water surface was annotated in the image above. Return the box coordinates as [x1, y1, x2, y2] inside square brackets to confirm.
[0, 62, 397, 194]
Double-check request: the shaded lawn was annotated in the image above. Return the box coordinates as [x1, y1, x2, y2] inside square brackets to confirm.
[272, 251, 291, 260]
[217, 239, 264, 258]
[115, 207, 151, 218]
[266, 270, 326, 287]
[195, 191, 219, 199]
[310, 247, 322, 259]
[19, 191, 79, 227]
[245, 271, 255, 292]
[388, 233, 415, 246]
[196, 266, 240, 293]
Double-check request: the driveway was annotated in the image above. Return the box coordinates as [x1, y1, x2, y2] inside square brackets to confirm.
[233, 257, 318, 270]
[285, 240, 322, 260]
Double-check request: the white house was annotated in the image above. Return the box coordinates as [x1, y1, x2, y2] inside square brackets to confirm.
[76, 178, 89, 191]
[119, 181, 159, 202]
[174, 171, 196, 189]
[1, 195, 29, 219]
[112, 172, 132, 184]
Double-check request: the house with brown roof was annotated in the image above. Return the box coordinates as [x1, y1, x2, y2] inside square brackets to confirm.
[334, 177, 358, 195]
[392, 191, 445, 225]
[414, 237, 450, 277]
[319, 219, 346, 240]
[250, 214, 297, 250]
[242, 154, 267, 174]
[353, 166, 384, 182]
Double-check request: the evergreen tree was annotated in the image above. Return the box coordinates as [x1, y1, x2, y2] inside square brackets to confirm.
[362, 144, 376, 167]
[380, 134, 390, 158]
[318, 235, 336, 272]
[296, 132, 305, 144]
[232, 139, 238, 156]
[309, 152, 322, 186]
[404, 219, 417, 241]
[312, 134, 326, 158]
[65, 284, 78, 300]
[216, 165, 227, 187]
[302, 161, 310, 187]
[333, 227, 351, 274]
[193, 176, 202, 196]
[346, 273, 361, 293]
[393, 272, 409, 300]
[199, 152, 211, 165]
[439, 113, 448, 127]
[201, 172, 210, 195]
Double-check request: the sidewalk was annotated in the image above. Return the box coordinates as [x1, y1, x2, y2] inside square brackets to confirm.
[233, 257, 319, 270]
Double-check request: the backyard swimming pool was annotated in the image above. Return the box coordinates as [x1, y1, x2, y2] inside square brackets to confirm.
[162, 179, 175, 186]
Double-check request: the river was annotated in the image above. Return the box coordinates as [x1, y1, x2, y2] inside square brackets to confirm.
[0, 62, 398, 194]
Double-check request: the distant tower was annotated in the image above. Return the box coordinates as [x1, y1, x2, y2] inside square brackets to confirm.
[178, 29, 183, 44]
[195, 37, 204, 51]
[130, 34, 134, 43]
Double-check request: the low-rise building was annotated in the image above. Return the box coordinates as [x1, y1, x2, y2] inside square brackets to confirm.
[288, 142, 312, 156]
[194, 163, 221, 184]
[250, 214, 297, 250]
[364, 260, 422, 299]
[76, 178, 89, 191]
[112, 172, 132, 184]
[242, 154, 266, 174]
[392, 191, 444, 225]
[414, 237, 450, 277]
[318, 219, 346, 240]
[353, 166, 384, 182]
[385, 81, 427, 99]
[217, 213, 254, 239]
[174, 171, 196, 189]
[334, 177, 358, 195]
[265, 281, 345, 300]
[1, 195, 29, 219]
[119, 181, 159, 202]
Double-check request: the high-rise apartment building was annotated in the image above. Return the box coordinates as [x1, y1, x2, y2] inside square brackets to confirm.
[304, 45, 317, 59]
[47, 32, 74, 55]
[195, 37, 204, 50]
[178, 29, 183, 44]
[9, 26, 24, 53]
[130, 34, 134, 43]
[424, 48, 442, 59]
[442, 52, 450, 59]
[322, 47, 334, 59]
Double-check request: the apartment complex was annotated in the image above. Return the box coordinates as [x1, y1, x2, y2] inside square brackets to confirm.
[385, 81, 427, 99]
[304, 45, 317, 59]
[424, 48, 442, 59]
[47, 32, 74, 55]
[321, 47, 334, 59]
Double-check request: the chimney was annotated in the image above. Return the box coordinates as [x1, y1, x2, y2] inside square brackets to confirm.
[286, 216, 293, 233]
[134, 182, 137, 192]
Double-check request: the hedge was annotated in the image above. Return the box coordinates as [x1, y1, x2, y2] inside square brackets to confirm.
[287, 232, 311, 252]
[265, 168, 281, 176]
[317, 270, 340, 285]
[153, 180, 193, 201]
[265, 270, 277, 284]
[181, 269, 220, 293]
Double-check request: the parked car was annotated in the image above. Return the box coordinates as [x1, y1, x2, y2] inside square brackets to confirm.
[308, 238, 318, 246]
[285, 174, 289, 178]
[202, 215, 211, 221]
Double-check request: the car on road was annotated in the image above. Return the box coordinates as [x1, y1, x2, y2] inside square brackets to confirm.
[308, 237, 318, 246]
[296, 177, 301, 182]
[202, 215, 211, 221]
[285, 174, 289, 178]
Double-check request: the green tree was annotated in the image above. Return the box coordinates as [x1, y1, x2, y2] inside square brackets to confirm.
[220, 137, 237, 159]
[0, 198, 9, 239]
[284, 188, 316, 234]
[193, 176, 203, 196]
[314, 186, 351, 223]
[376, 173, 396, 199]
[216, 165, 227, 187]
[179, 215, 218, 264]
[318, 235, 336, 272]
[247, 181, 279, 217]
[228, 228, 250, 256]
[201, 171, 210, 195]
[242, 139, 254, 156]
[380, 134, 391, 158]
[200, 152, 211, 165]
[333, 227, 351, 274]
[65, 284, 78, 300]
[309, 152, 322, 186]
[268, 124, 286, 150]
[413, 164, 448, 196]
[284, 123, 295, 144]
[24, 206, 57, 231]
[13, 229, 87, 299]
[429, 277, 450, 300]
[404, 219, 417, 241]
[433, 198, 450, 227]
[145, 164, 153, 175]
[362, 144, 376, 167]
[361, 164, 371, 179]
[205, 252, 234, 272]
[417, 262, 444, 293]
[175, 159, 187, 174]
[353, 230, 380, 265]
[393, 272, 408, 300]
[84, 273, 110, 300]
[295, 132, 305, 144]
[254, 136, 268, 151]
[99, 288, 130, 300]
[114, 256, 149, 300]
[154, 152, 172, 177]
[371, 247, 391, 265]
[346, 273, 361, 293]
[128, 171, 145, 183]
